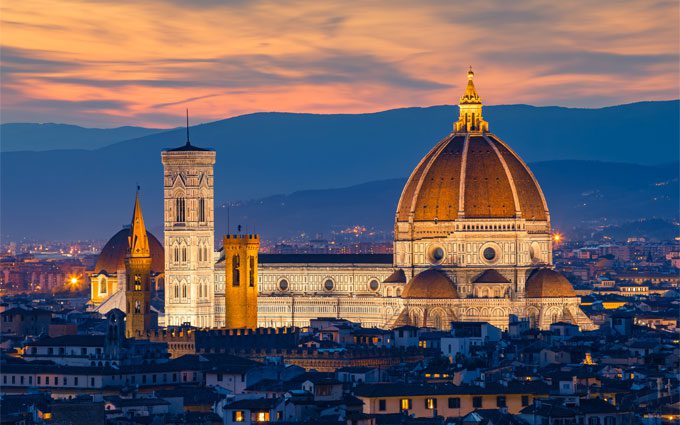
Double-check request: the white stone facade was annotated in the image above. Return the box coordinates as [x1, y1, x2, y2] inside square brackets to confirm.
[162, 147, 216, 328]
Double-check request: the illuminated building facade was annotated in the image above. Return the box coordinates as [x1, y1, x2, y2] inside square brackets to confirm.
[249, 70, 594, 331]
[92, 70, 594, 331]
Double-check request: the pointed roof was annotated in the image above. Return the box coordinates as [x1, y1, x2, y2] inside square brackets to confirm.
[459, 67, 482, 105]
[128, 192, 150, 258]
[473, 269, 511, 284]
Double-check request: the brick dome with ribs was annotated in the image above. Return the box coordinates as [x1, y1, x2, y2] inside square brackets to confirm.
[401, 269, 459, 298]
[396, 134, 548, 222]
[94, 228, 164, 274]
[525, 268, 576, 298]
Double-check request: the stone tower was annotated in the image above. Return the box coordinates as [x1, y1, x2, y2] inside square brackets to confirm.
[223, 234, 259, 329]
[161, 130, 216, 328]
[125, 192, 153, 338]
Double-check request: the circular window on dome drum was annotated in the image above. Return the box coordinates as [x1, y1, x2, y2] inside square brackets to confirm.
[324, 279, 335, 291]
[368, 279, 380, 291]
[428, 246, 445, 264]
[278, 279, 289, 291]
[483, 247, 497, 262]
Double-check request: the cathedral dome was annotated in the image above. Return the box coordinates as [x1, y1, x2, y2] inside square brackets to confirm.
[396, 70, 548, 223]
[94, 228, 164, 274]
[401, 269, 458, 298]
[525, 268, 576, 298]
[396, 133, 548, 222]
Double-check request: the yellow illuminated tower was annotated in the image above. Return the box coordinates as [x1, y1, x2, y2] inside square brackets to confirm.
[223, 234, 259, 329]
[125, 191, 153, 338]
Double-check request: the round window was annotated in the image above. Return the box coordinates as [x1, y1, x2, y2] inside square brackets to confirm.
[529, 242, 541, 262]
[324, 279, 334, 291]
[483, 247, 496, 261]
[278, 279, 289, 291]
[429, 246, 445, 264]
[369, 279, 379, 291]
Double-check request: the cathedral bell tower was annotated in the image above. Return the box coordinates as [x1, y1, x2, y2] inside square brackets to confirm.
[162, 114, 216, 328]
[223, 234, 259, 329]
[125, 191, 153, 338]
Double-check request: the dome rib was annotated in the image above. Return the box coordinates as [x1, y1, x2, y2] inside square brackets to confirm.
[488, 135, 549, 221]
[484, 135, 521, 217]
[463, 136, 516, 218]
[396, 135, 450, 222]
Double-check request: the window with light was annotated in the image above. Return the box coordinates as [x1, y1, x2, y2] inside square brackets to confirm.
[400, 398, 411, 410]
[232, 411, 244, 422]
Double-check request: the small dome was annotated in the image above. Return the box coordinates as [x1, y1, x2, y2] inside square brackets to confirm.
[525, 268, 576, 298]
[401, 269, 458, 299]
[95, 228, 164, 274]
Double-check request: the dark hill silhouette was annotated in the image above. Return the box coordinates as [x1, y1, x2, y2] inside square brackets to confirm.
[1, 101, 677, 241]
[0, 123, 166, 152]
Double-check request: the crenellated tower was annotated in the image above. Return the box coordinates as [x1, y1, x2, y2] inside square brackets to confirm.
[223, 234, 259, 329]
[124, 191, 153, 338]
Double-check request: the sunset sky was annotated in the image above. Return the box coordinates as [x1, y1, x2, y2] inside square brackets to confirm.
[1, 0, 678, 127]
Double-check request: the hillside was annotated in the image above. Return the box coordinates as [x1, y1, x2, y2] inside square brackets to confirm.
[0, 123, 166, 152]
[1, 101, 678, 241]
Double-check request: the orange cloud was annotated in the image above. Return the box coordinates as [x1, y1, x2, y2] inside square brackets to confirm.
[1, 0, 678, 126]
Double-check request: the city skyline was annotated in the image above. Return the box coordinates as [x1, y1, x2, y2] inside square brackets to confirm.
[2, 0, 679, 127]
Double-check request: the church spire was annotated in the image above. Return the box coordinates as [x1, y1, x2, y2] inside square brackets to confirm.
[454, 67, 489, 133]
[128, 190, 150, 258]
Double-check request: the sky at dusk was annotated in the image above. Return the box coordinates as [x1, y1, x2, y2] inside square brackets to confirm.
[1, 0, 678, 127]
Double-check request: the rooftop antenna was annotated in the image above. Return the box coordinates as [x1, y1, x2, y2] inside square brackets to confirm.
[185, 108, 191, 146]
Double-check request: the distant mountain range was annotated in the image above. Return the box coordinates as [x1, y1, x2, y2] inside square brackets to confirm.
[0, 123, 166, 151]
[220, 161, 678, 242]
[1, 100, 678, 242]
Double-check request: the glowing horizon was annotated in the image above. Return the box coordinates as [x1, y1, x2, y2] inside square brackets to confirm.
[1, 0, 678, 127]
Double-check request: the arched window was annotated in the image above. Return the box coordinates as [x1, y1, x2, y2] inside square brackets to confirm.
[175, 197, 186, 223]
[99, 278, 107, 294]
[433, 313, 443, 330]
[174, 284, 179, 299]
[198, 198, 205, 222]
[182, 284, 187, 298]
[174, 246, 179, 263]
[134, 301, 141, 314]
[249, 256, 255, 287]
[181, 246, 187, 262]
[232, 255, 240, 286]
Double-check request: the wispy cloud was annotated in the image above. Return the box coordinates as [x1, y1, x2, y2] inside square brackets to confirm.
[1, 0, 677, 126]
